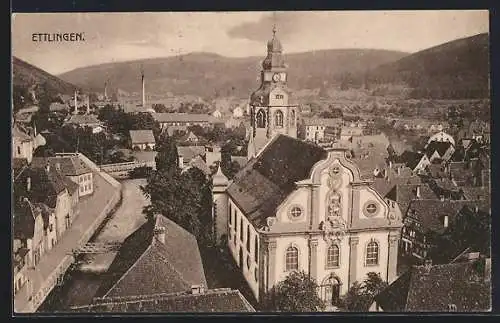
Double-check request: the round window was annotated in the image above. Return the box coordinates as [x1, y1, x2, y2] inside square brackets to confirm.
[290, 206, 303, 219]
[363, 201, 379, 217]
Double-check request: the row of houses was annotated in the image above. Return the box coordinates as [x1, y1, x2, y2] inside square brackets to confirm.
[13, 154, 95, 296]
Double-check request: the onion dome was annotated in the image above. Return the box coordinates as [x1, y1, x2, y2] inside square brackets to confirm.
[262, 26, 286, 70]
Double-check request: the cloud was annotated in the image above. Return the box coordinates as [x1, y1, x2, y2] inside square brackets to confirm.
[227, 12, 303, 42]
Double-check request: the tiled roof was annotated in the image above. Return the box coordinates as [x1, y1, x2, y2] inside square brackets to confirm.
[186, 156, 211, 176]
[302, 117, 342, 127]
[386, 183, 437, 216]
[96, 215, 207, 299]
[406, 199, 489, 235]
[129, 130, 156, 144]
[13, 158, 29, 178]
[13, 199, 38, 240]
[62, 176, 80, 194]
[132, 151, 157, 164]
[177, 146, 206, 162]
[227, 135, 327, 228]
[32, 156, 92, 176]
[461, 186, 490, 202]
[375, 259, 491, 312]
[72, 289, 255, 313]
[340, 127, 363, 136]
[49, 102, 69, 112]
[371, 174, 422, 198]
[166, 125, 188, 136]
[351, 143, 388, 180]
[153, 113, 216, 124]
[426, 163, 447, 178]
[24, 167, 68, 207]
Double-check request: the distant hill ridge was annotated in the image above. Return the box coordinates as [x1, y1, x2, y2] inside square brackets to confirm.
[58, 49, 408, 99]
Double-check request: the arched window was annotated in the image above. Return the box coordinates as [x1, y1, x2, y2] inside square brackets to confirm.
[275, 110, 284, 128]
[240, 218, 244, 241]
[246, 225, 251, 251]
[256, 109, 266, 128]
[289, 109, 295, 127]
[285, 246, 299, 271]
[366, 240, 379, 266]
[229, 204, 232, 225]
[254, 238, 259, 262]
[17, 146, 21, 155]
[326, 244, 340, 268]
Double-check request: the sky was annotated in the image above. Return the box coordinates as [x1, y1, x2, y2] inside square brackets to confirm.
[12, 10, 489, 75]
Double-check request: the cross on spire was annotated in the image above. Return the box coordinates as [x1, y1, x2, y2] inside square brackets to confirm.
[272, 12, 277, 38]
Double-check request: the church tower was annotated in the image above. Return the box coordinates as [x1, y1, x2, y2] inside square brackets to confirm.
[247, 26, 298, 159]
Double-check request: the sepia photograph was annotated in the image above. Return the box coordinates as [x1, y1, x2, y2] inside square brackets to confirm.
[11, 10, 491, 314]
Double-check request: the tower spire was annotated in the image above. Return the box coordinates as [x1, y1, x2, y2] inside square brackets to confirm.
[272, 12, 277, 38]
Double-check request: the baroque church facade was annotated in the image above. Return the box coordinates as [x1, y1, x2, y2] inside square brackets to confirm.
[212, 30, 402, 306]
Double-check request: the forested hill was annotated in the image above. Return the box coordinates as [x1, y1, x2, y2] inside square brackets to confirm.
[13, 57, 79, 111]
[367, 33, 489, 99]
[58, 49, 408, 99]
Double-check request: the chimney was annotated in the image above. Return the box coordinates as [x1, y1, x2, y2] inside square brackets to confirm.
[191, 285, 205, 295]
[443, 215, 449, 228]
[416, 185, 421, 199]
[154, 225, 166, 244]
[142, 71, 146, 108]
[26, 177, 31, 192]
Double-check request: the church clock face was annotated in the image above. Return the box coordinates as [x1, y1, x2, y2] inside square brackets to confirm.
[272, 73, 280, 82]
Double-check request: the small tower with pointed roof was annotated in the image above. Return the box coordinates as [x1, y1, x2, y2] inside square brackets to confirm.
[212, 163, 230, 243]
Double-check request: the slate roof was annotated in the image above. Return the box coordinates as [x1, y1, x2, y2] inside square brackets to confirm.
[129, 130, 156, 144]
[351, 143, 388, 180]
[177, 146, 206, 162]
[374, 259, 491, 312]
[71, 289, 255, 313]
[154, 113, 216, 124]
[32, 156, 92, 176]
[425, 141, 453, 157]
[405, 199, 489, 235]
[96, 215, 207, 299]
[371, 174, 422, 198]
[227, 134, 327, 228]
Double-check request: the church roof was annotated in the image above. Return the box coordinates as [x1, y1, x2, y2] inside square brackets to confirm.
[227, 135, 327, 228]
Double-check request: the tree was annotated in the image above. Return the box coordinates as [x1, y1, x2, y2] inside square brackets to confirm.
[262, 271, 326, 312]
[339, 272, 388, 311]
[155, 134, 179, 173]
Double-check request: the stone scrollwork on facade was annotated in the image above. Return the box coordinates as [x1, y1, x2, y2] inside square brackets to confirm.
[320, 165, 348, 244]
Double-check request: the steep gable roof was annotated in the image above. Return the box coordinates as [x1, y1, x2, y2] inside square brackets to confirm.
[96, 215, 207, 299]
[228, 135, 327, 228]
[425, 141, 453, 157]
[32, 156, 92, 176]
[397, 151, 426, 170]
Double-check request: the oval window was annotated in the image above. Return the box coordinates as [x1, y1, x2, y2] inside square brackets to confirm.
[363, 202, 379, 217]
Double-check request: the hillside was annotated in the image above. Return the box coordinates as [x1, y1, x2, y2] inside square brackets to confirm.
[13, 57, 79, 110]
[58, 49, 408, 99]
[368, 33, 490, 99]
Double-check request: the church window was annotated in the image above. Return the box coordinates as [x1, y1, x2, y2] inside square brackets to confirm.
[246, 225, 251, 251]
[285, 246, 299, 271]
[255, 268, 259, 282]
[247, 255, 251, 270]
[229, 205, 232, 225]
[17, 146, 21, 155]
[289, 206, 303, 219]
[256, 109, 266, 128]
[290, 109, 295, 127]
[240, 218, 244, 241]
[366, 240, 379, 266]
[254, 238, 259, 262]
[275, 94, 284, 100]
[326, 244, 340, 268]
[235, 213, 238, 233]
[275, 110, 284, 128]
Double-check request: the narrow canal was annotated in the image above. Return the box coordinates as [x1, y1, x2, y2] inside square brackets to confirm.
[38, 179, 149, 311]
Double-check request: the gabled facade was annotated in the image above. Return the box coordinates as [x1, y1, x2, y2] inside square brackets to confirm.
[214, 134, 403, 304]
